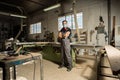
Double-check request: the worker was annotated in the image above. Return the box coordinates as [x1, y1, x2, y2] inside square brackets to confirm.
[58, 20, 72, 72]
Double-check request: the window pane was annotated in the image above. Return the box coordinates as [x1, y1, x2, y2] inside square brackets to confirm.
[30, 22, 41, 34]
[72, 15, 75, 29]
[77, 12, 83, 29]
[30, 24, 33, 34]
[36, 22, 41, 33]
[66, 15, 72, 28]
[33, 24, 37, 33]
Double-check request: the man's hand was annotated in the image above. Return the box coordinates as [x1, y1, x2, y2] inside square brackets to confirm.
[64, 31, 70, 38]
[58, 32, 62, 38]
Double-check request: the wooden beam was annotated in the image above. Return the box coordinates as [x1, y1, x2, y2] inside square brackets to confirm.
[105, 45, 120, 75]
[72, 0, 80, 42]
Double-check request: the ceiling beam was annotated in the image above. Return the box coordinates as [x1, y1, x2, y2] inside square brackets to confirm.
[25, 0, 46, 6]
[0, 1, 24, 14]
[0, 1, 22, 9]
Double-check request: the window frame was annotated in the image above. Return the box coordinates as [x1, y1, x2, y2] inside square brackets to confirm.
[58, 12, 83, 30]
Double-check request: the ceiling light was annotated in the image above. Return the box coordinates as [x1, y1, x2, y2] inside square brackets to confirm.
[10, 14, 27, 18]
[43, 3, 61, 12]
[0, 11, 27, 18]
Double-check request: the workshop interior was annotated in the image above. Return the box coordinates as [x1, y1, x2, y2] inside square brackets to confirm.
[0, 0, 120, 80]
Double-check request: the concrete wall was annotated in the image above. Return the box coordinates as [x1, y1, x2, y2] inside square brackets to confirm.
[28, 0, 120, 46]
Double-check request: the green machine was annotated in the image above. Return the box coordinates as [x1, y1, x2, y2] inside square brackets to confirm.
[15, 42, 76, 67]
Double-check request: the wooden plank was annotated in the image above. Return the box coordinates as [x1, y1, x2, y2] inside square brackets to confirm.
[105, 45, 120, 75]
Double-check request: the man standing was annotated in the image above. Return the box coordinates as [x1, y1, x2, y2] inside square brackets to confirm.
[58, 20, 72, 71]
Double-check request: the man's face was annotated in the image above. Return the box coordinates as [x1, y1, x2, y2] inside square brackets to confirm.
[62, 21, 67, 27]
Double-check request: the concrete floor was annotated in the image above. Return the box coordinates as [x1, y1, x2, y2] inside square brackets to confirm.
[0, 55, 119, 80]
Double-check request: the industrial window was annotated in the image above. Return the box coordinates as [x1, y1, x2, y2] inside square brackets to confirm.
[30, 22, 41, 34]
[58, 12, 83, 30]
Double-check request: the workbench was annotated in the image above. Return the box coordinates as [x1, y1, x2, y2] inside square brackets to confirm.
[0, 52, 43, 80]
[15, 42, 102, 67]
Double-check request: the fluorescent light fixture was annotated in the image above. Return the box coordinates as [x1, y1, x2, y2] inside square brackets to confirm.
[43, 3, 61, 12]
[0, 11, 9, 16]
[10, 14, 27, 18]
[0, 11, 27, 18]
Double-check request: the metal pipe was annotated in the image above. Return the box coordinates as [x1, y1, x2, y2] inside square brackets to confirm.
[108, 0, 111, 45]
